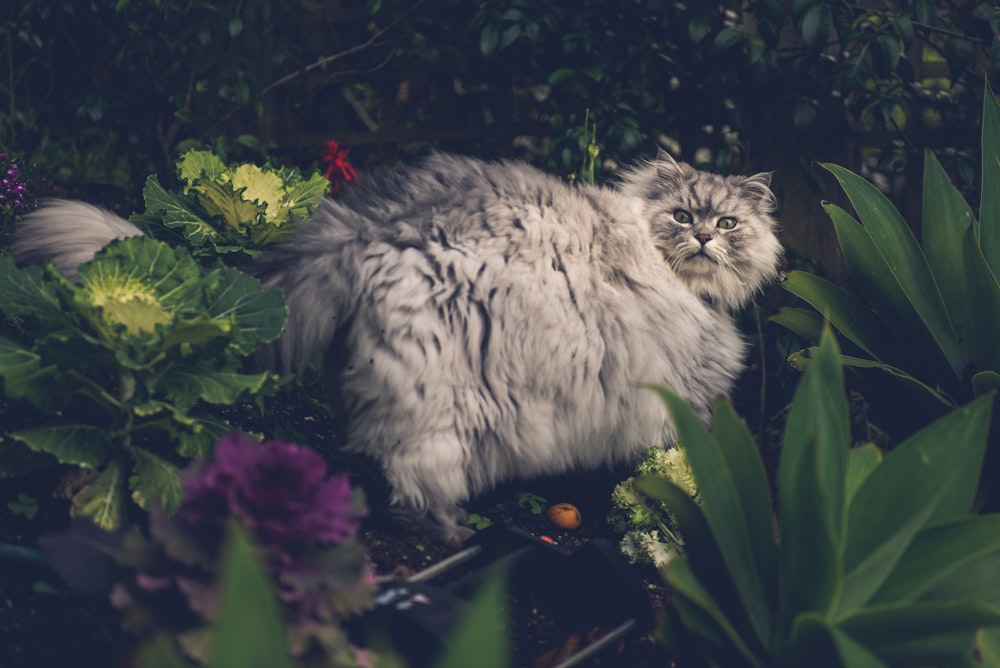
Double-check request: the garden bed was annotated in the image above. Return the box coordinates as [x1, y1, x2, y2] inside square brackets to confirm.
[0, 461, 675, 668]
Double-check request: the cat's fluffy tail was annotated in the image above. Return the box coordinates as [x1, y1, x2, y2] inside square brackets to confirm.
[10, 200, 144, 282]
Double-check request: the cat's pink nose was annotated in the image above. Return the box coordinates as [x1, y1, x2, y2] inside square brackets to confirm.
[696, 233, 712, 245]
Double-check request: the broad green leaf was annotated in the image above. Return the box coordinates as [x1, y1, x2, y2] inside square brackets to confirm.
[650, 388, 774, 647]
[226, 164, 287, 221]
[780, 270, 899, 364]
[71, 459, 126, 529]
[198, 178, 262, 232]
[981, 81, 1000, 274]
[823, 203, 949, 379]
[435, 570, 511, 668]
[208, 523, 293, 668]
[174, 416, 230, 458]
[284, 170, 330, 220]
[158, 316, 230, 353]
[872, 516, 1000, 605]
[12, 424, 109, 467]
[142, 175, 220, 247]
[822, 164, 965, 376]
[201, 268, 287, 353]
[844, 444, 882, 507]
[777, 328, 847, 623]
[128, 447, 183, 513]
[0, 335, 60, 410]
[159, 368, 275, 411]
[176, 149, 227, 186]
[0, 256, 70, 329]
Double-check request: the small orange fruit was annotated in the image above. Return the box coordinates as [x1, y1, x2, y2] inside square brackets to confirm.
[546, 502, 581, 530]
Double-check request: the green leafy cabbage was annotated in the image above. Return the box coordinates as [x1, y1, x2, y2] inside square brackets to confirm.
[0, 236, 287, 528]
[134, 148, 330, 262]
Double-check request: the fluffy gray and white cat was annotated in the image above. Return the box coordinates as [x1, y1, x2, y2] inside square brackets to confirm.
[12, 149, 782, 540]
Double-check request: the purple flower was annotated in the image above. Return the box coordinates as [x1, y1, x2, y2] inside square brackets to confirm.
[181, 432, 365, 551]
[0, 152, 28, 213]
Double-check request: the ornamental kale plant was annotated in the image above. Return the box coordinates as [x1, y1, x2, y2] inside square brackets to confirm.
[0, 237, 286, 529]
[112, 432, 377, 667]
[133, 148, 330, 263]
[644, 327, 1000, 667]
[608, 445, 699, 568]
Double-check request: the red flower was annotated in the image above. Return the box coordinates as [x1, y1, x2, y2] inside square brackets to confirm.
[322, 139, 358, 194]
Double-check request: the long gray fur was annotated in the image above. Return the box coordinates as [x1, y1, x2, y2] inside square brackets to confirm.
[11, 149, 782, 540]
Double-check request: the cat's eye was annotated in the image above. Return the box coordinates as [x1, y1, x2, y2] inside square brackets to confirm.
[717, 216, 738, 230]
[673, 209, 692, 224]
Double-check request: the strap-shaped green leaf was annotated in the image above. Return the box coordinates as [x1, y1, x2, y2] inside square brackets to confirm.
[648, 388, 775, 648]
[780, 613, 889, 668]
[823, 201, 955, 383]
[780, 270, 900, 365]
[980, 80, 1000, 275]
[837, 601, 1000, 661]
[837, 485, 945, 615]
[711, 397, 778, 608]
[921, 149, 1000, 376]
[835, 354, 956, 407]
[960, 224, 1000, 373]
[822, 164, 965, 376]
[844, 444, 882, 507]
[664, 557, 769, 668]
[769, 306, 824, 343]
[435, 571, 512, 668]
[843, 394, 992, 584]
[209, 523, 293, 668]
[777, 328, 848, 623]
[872, 515, 1000, 605]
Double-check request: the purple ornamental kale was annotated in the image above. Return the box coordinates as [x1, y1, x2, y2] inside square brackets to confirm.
[181, 432, 365, 551]
[113, 432, 376, 664]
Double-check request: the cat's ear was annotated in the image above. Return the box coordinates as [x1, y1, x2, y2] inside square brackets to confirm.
[739, 171, 777, 210]
[655, 147, 685, 184]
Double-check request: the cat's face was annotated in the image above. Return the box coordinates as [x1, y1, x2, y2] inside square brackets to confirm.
[629, 150, 782, 310]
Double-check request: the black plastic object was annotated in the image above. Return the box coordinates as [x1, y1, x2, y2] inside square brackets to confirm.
[355, 523, 655, 667]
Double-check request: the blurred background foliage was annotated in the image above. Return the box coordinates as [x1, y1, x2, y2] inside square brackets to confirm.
[0, 0, 998, 267]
